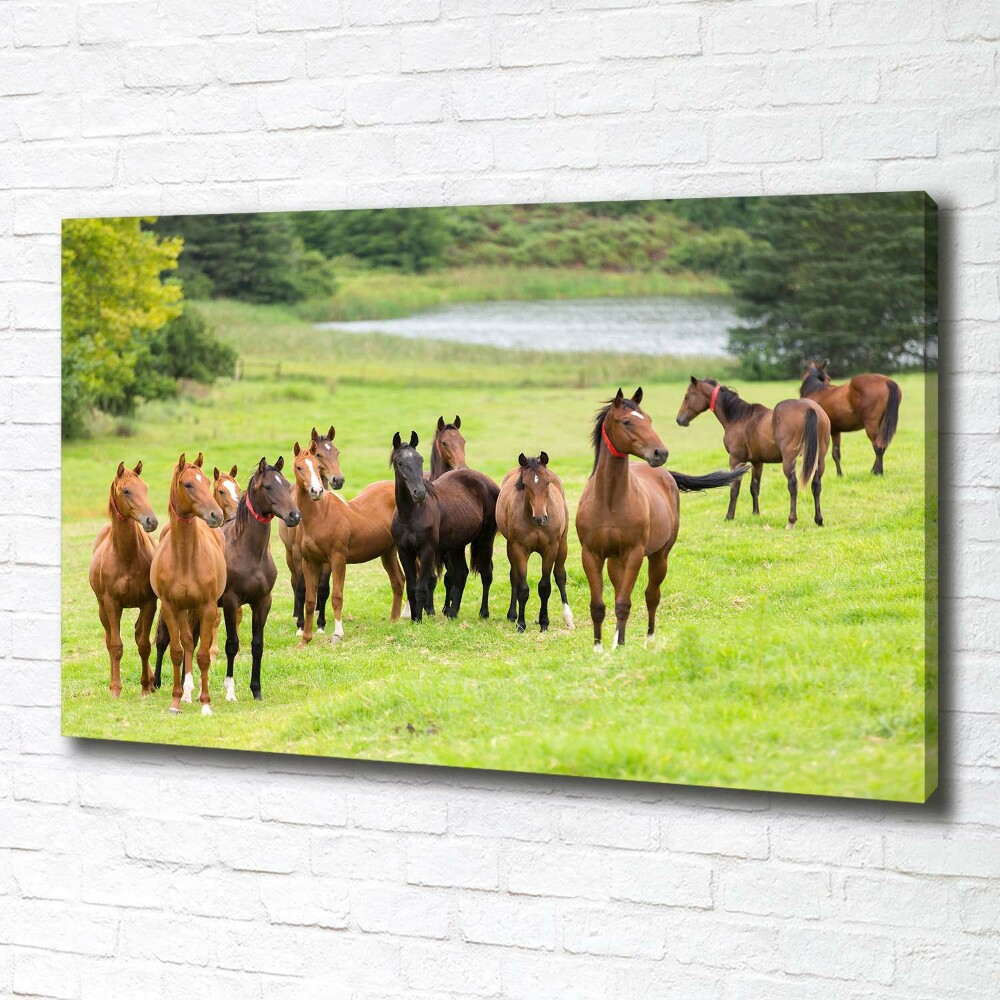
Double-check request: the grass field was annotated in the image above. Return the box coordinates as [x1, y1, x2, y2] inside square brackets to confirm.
[62, 302, 935, 801]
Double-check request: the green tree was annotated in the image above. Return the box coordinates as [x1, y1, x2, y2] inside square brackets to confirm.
[62, 217, 183, 437]
[727, 192, 934, 378]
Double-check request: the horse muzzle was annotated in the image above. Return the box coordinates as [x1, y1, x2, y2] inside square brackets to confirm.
[532, 514, 548, 526]
[309, 488, 324, 502]
[647, 448, 668, 467]
[411, 488, 428, 503]
[328, 476, 345, 491]
[206, 510, 223, 528]
[284, 510, 301, 527]
[676, 416, 689, 427]
[142, 515, 158, 533]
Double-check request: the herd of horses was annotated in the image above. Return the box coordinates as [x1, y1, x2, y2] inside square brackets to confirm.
[87, 361, 902, 712]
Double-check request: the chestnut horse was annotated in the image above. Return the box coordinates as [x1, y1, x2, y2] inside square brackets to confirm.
[677, 378, 830, 528]
[291, 439, 405, 645]
[800, 359, 902, 475]
[89, 461, 159, 697]
[576, 388, 748, 651]
[390, 432, 499, 623]
[149, 453, 227, 714]
[279, 426, 342, 633]
[213, 465, 241, 522]
[496, 452, 573, 633]
[429, 415, 467, 480]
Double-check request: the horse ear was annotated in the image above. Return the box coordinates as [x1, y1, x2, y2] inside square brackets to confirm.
[311, 427, 318, 442]
[213, 466, 220, 480]
[230, 464, 238, 477]
[309, 440, 318, 455]
[116, 461, 126, 479]
[293, 442, 301, 456]
[690, 375, 698, 385]
[133, 460, 142, 476]
[614, 387, 624, 404]
[518, 452, 527, 467]
[257, 456, 267, 474]
[328, 426, 335, 441]
[274, 456, 284, 473]
[409, 431, 419, 449]
[539, 451, 549, 466]
[454, 415, 461, 429]
[176, 453, 186, 471]
[194, 452, 204, 468]
[392, 431, 402, 450]
[632, 387, 643, 405]
[437, 416, 445, 432]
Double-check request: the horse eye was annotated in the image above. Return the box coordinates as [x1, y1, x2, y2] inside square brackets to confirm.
[123, 488, 131, 496]
[623, 420, 631, 427]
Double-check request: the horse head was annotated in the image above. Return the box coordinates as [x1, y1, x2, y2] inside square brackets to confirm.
[247, 456, 300, 527]
[311, 425, 345, 491]
[293, 441, 328, 502]
[601, 387, 668, 467]
[111, 460, 158, 533]
[390, 431, 427, 503]
[516, 452, 556, 526]
[212, 464, 241, 522]
[172, 452, 224, 528]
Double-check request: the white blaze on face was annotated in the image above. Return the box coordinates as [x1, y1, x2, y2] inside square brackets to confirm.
[631, 411, 645, 420]
[224, 481, 239, 502]
[534, 475, 539, 484]
[305, 458, 322, 493]
[195, 472, 203, 481]
[273, 474, 282, 485]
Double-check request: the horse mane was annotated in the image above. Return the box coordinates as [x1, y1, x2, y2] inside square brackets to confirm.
[708, 381, 756, 423]
[229, 480, 255, 539]
[590, 399, 637, 474]
[801, 369, 831, 394]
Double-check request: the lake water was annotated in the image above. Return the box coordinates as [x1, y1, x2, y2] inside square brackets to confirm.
[317, 296, 737, 356]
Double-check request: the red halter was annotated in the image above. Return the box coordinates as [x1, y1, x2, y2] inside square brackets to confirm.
[601, 423, 628, 459]
[709, 383, 722, 413]
[245, 490, 273, 524]
[169, 495, 194, 522]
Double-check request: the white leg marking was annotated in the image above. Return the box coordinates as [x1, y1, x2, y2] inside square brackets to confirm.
[593, 642, 603, 654]
[317, 626, 324, 634]
[201, 703, 212, 716]
[611, 631, 619, 651]
[224, 676, 236, 702]
[331, 618, 344, 642]
[562, 603, 574, 629]
[181, 672, 194, 703]
[401, 601, 412, 620]
[296, 627, 303, 637]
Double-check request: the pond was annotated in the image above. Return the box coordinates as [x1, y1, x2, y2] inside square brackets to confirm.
[317, 295, 737, 356]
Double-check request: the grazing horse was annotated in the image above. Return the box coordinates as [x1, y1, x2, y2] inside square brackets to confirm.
[291, 440, 405, 645]
[576, 387, 748, 651]
[496, 452, 573, 633]
[279, 426, 343, 633]
[149, 453, 227, 715]
[429, 415, 467, 481]
[89, 461, 159, 697]
[390, 431, 499, 623]
[800, 359, 902, 476]
[676, 378, 830, 528]
[213, 465, 241, 522]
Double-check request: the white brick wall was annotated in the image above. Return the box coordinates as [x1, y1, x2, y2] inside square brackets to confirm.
[1, 1, 995, 995]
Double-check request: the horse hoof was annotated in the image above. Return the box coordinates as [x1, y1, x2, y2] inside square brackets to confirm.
[539, 624, 548, 633]
[401, 603, 412, 621]
[479, 610, 489, 620]
[317, 627, 325, 634]
[328, 634, 342, 644]
[296, 639, 309, 649]
[516, 623, 525, 633]
[786, 522, 796, 530]
[169, 704, 182, 714]
[507, 612, 517, 623]
[253, 692, 263, 702]
[593, 643, 603, 654]
[223, 677, 237, 702]
[201, 704, 212, 717]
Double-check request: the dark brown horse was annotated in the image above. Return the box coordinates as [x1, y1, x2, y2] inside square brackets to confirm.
[429, 415, 467, 481]
[390, 432, 499, 623]
[213, 465, 241, 522]
[149, 453, 227, 714]
[576, 388, 747, 651]
[677, 378, 830, 528]
[291, 440, 405, 645]
[800, 360, 902, 475]
[279, 426, 343, 633]
[89, 461, 159, 697]
[496, 452, 573, 633]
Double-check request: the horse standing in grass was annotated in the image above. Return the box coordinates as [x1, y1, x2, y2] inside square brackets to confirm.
[279, 427, 342, 633]
[576, 387, 748, 651]
[213, 465, 241, 522]
[291, 439, 405, 645]
[89, 461, 159, 698]
[150, 453, 227, 715]
[800, 359, 902, 476]
[390, 431, 499, 623]
[676, 377, 830, 529]
[496, 452, 573, 633]
[429, 415, 467, 480]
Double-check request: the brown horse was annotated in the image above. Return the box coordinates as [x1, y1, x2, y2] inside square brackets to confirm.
[213, 465, 241, 522]
[279, 426, 342, 633]
[576, 388, 748, 651]
[800, 359, 902, 475]
[291, 439, 405, 645]
[496, 452, 573, 633]
[149, 453, 227, 714]
[429, 415, 467, 480]
[676, 378, 830, 528]
[89, 461, 159, 698]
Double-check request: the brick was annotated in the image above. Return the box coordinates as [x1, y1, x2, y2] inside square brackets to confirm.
[765, 56, 881, 106]
[345, 0, 439, 26]
[558, 804, 658, 850]
[495, 17, 600, 68]
[708, 3, 815, 54]
[13, 3, 73, 48]
[507, 845, 612, 898]
[406, 837, 499, 889]
[214, 38, 304, 84]
[351, 882, 451, 939]
[349, 787, 447, 833]
[943, 0, 1000, 40]
[158, 0, 254, 36]
[882, 53, 995, 104]
[258, 778, 348, 827]
[713, 114, 823, 164]
[501, 951, 611, 1000]
[553, 67, 656, 116]
[599, 9, 701, 58]
[886, 829, 1000, 877]
[777, 926, 895, 983]
[401, 942, 502, 996]
[451, 69, 548, 122]
[448, 793, 553, 842]
[257, 0, 343, 32]
[123, 43, 214, 88]
[493, 121, 599, 171]
[838, 872, 957, 929]
[78, 2, 159, 45]
[13, 949, 79, 1000]
[307, 30, 399, 77]
[459, 893, 557, 949]
[828, 109, 939, 160]
[256, 80, 345, 130]
[602, 119, 708, 167]
[346, 77, 445, 126]
[660, 810, 769, 859]
[611, 851, 714, 908]
[401, 23, 491, 73]
[563, 904, 665, 959]
[311, 830, 406, 880]
[396, 127, 493, 174]
[827, 0, 941, 47]
[258, 874, 348, 928]
[720, 865, 830, 919]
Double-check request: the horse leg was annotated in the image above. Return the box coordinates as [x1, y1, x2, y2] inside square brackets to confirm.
[832, 431, 843, 476]
[749, 462, 763, 516]
[538, 549, 555, 633]
[159, 603, 184, 713]
[725, 456, 744, 520]
[180, 611, 196, 703]
[509, 543, 529, 633]
[444, 550, 469, 619]
[328, 557, 346, 642]
[208, 604, 221, 661]
[399, 546, 421, 624]
[222, 596, 240, 703]
[610, 550, 643, 649]
[784, 456, 798, 528]
[249, 592, 271, 701]
[477, 535, 494, 621]
[298, 560, 320, 647]
[98, 597, 124, 698]
[294, 571, 306, 634]
[645, 549, 669, 640]
[135, 599, 157, 697]
[153, 613, 169, 691]
[316, 566, 330, 634]
[506, 539, 518, 623]
[380, 548, 405, 622]
[417, 544, 438, 620]
[812, 472, 824, 526]
[196, 603, 215, 716]
[581, 547, 607, 652]
[555, 534, 573, 629]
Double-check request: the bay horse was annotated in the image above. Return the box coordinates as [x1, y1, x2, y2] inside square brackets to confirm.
[88, 461, 159, 697]
[676, 378, 830, 528]
[279, 426, 343, 633]
[149, 452, 227, 714]
[496, 452, 573, 633]
[213, 465, 241, 522]
[576, 387, 748, 651]
[429, 415, 467, 480]
[800, 359, 902, 475]
[390, 431, 499, 623]
[291, 439, 405, 645]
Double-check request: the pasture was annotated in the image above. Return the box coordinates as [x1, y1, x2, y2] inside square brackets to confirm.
[61, 301, 933, 801]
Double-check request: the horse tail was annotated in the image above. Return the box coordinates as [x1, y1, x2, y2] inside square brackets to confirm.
[877, 379, 901, 449]
[800, 407, 819, 486]
[469, 478, 499, 578]
[670, 466, 749, 492]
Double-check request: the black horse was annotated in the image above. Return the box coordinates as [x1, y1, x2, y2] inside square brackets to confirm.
[155, 457, 300, 701]
[389, 431, 499, 623]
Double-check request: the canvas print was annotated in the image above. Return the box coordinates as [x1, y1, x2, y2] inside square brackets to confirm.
[61, 192, 937, 801]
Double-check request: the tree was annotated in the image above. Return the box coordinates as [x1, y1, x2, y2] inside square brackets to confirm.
[727, 192, 935, 378]
[62, 217, 183, 437]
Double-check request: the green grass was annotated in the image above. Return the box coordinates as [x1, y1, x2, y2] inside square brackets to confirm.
[62, 303, 934, 801]
[298, 265, 731, 322]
